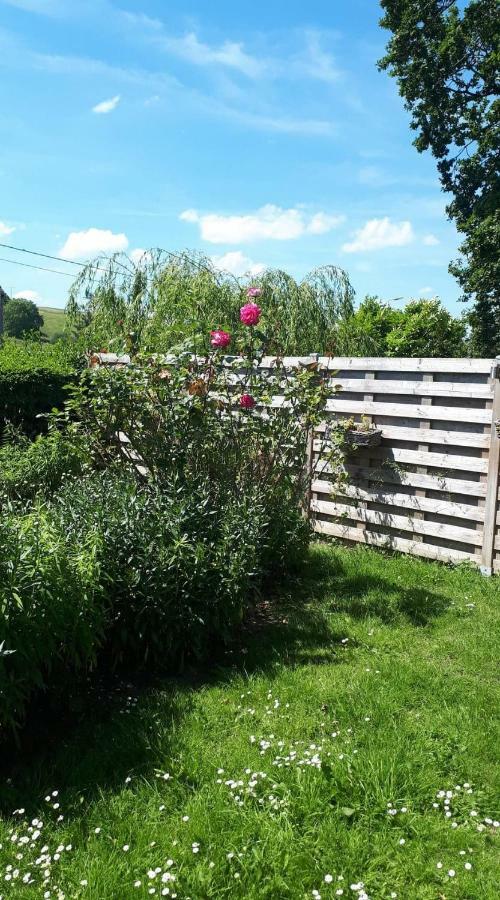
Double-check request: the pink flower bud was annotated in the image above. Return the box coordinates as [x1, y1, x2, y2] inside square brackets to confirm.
[240, 302, 261, 326]
[210, 329, 231, 349]
[239, 393, 256, 410]
[246, 286, 262, 299]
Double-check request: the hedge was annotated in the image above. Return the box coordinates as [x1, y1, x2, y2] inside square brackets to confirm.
[0, 339, 80, 434]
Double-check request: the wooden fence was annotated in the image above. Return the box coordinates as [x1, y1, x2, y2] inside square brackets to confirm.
[300, 355, 500, 575]
[94, 353, 500, 574]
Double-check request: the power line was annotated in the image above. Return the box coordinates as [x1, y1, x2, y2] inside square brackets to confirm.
[0, 242, 113, 274]
[0, 256, 75, 277]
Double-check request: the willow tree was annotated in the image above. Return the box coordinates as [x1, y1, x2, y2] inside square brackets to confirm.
[66, 249, 356, 356]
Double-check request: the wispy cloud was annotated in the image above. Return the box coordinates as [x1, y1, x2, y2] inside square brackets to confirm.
[342, 217, 414, 253]
[92, 94, 120, 114]
[21, 46, 335, 137]
[418, 286, 434, 296]
[211, 251, 265, 277]
[0, 220, 16, 236]
[297, 30, 342, 83]
[423, 233, 440, 246]
[1, 0, 62, 13]
[60, 227, 128, 259]
[180, 204, 345, 244]
[163, 33, 265, 78]
[121, 11, 265, 78]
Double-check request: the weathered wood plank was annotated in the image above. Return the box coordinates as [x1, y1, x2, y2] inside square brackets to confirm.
[311, 479, 485, 522]
[315, 462, 488, 497]
[314, 519, 477, 563]
[315, 423, 490, 449]
[258, 356, 493, 373]
[480, 365, 500, 573]
[327, 378, 493, 400]
[313, 442, 488, 473]
[311, 499, 483, 546]
[325, 399, 492, 424]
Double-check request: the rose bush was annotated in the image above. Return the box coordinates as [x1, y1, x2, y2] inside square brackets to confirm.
[1, 297, 330, 737]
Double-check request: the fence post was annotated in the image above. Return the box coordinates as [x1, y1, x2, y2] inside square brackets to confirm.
[480, 357, 500, 576]
[302, 355, 319, 521]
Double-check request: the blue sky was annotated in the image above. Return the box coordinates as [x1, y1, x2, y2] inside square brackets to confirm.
[0, 0, 464, 312]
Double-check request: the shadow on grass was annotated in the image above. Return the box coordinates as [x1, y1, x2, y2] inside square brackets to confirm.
[0, 543, 452, 810]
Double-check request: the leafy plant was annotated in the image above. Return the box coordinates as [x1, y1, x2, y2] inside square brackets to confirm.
[379, 0, 499, 356]
[65, 249, 355, 355]
[0, 429, 89, 503]
[0, 338, 82, 436]
[1, 293, 331, 737]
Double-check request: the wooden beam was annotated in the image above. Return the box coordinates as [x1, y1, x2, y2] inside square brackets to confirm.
[480, 360, 500, 575]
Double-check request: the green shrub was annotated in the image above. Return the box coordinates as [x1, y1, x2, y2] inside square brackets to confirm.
[0, 499, 105, 737]
[0, 338, 81, 435]
[0, 430, 88, 503]
[0, 468, 295, 735]
[0, 301, 326, 737]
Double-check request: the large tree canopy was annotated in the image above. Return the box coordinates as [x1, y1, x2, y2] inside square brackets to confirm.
[3, 297, 44, 338]
[379, 0, 500, 356]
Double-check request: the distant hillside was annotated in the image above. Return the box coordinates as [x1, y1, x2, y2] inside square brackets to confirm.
[38, 305, 66, 341]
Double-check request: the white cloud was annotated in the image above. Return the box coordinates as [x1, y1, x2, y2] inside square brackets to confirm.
[14, 289, 40, 302]
[211, 251, 265, 277]
[299, 30, 342, 83]
[180, 204, 344, 244]
[307, 212, 345, 234]
[60, 228, 129, 259]
[342, 217, 414, 253]
[0, 221, 16, 236]
[423, 233, 440, 245]
[92, 95, 121, 114]
[418, 286, 434, 296]
[165, 32, 264, 78]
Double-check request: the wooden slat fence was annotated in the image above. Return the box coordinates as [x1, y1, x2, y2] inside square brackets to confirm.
[300, 355, 500, 575]
[94, 353, 500, 574]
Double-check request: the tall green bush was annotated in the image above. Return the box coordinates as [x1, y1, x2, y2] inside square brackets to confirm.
[0, 339, 81, 435]
[1, 294, 328, 737]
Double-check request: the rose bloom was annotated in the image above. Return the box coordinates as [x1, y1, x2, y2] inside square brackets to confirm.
[239, 393, 256, 410]
[210, 329, 231, 349]
[240, 302, 261, 326]
[246, 286, 262, 299]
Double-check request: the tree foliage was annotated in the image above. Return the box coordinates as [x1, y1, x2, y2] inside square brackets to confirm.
[379, 0, 500, 356]
[385, 298, 468, 357]
[3, 297, 44, 338]
[345, 295, 468, 357]
[66, 249, 356, 356]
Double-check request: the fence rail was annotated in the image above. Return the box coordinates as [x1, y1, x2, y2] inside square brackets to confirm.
[94, 352, 500, 574]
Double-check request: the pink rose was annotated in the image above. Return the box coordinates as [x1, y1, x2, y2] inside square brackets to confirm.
[246, 286, 262, 299]
[239, 393, 256, 410]
[210, 329, 231, 349]
[240, 302, 261, 326]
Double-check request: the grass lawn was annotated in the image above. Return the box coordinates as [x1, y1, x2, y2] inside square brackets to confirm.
[1, 543, 499, 899]
[38, 306, 66, 341]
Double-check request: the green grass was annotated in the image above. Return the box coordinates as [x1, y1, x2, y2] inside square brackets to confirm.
[1, 543, 499, 899]
[38, 306, 66, 341]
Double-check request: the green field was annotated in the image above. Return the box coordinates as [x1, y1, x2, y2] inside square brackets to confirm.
[1, 543, 498, 898]
[38, 305, 66, 341]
